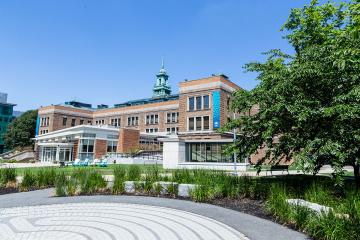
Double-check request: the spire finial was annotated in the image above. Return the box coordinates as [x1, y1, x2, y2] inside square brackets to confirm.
[161, 57, 164, 69]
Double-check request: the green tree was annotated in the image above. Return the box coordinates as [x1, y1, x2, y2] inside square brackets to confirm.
[4, 110, 38, 150]
[225, 0, 360, 188]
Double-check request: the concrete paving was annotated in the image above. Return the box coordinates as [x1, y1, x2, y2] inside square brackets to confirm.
[0, 189, 308, 240]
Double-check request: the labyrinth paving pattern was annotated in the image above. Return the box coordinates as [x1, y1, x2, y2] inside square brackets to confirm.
[0, 203, 248, 240]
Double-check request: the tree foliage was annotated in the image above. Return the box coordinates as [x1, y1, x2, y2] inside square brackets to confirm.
[224, 0, 360, 187]
[4, 110, 38, 150]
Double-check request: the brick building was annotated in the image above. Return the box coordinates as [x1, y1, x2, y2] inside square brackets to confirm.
[35, 64, 250, 170]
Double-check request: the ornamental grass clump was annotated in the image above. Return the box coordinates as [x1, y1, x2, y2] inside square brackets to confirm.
[167, 183, 178, 198]
[85, 171, 107, 194]
[0, 168, 17, 187]
[20, 170, 37, 191]
[55, 171, 67, 197]
[172, 169, 193, 183]
[112, 166, 127, 194]
[37, 168, 56, 188]
[146, 165, 161, 182]
[266, 184, 291, 223]
[128, 165, 141, 181]
[73, 169, 106, 195]
[190, 170, 217, 202]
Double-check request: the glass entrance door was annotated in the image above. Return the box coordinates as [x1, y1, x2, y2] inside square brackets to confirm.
[59, 147, 73, 162]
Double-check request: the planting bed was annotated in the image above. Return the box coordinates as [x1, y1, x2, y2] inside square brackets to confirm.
[0, 165, 359, 240]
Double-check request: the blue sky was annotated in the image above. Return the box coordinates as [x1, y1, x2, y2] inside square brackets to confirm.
[0, 0, 330, 111]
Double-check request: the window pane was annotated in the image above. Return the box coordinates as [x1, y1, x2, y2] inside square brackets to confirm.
[189, 118, 194, 131]
[203, 116, 209, 130]
[191, 144, 198, 161]
[196, 117, 202, 130]
[196, 96, 202, 110]
[203, 95, 209, 109]
[167, 113, 171, 123]
[62, 117, 67, 126]
[189, 97, 194, 111]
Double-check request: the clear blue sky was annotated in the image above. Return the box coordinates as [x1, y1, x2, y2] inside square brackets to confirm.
[0, 0, 331, 111]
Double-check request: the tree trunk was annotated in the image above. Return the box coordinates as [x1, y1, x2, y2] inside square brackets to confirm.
[354, 163, 360, 191]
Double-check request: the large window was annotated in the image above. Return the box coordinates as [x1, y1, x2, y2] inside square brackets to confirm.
[71, 119, 76, 127]
[188, 95, 210, 111]
[62, 117, 67, 126]
[185, 143, 235, 163]
[196, 96, 202, 110]
[203, 116, 210, 130]
[127, 116, 139, 126]
[188, 97, 195, 111]
[188, 117, 195, 131]
[166, 112, 179, 123]
[188, 116, 211, 131]
[111, 118, 121, 127]
[145, 128, 158, 133]
[78, 139, 94, 160]
[146, 114, 158, 125]
[40, 117, 50, 127]
[196, 117, 202, 131]
[107, 140, 118, 153]
[203, 95, 210, 109]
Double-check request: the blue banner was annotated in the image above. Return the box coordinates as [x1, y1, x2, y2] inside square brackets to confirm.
[35, 116, 40, 137]
[212, 91, 221, 129]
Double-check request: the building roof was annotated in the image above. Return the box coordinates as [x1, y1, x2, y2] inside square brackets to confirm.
[0, 102, 16, 107]
[114, 94, 179, 108]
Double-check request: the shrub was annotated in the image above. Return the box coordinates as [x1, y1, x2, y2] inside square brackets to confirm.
[266, 184, 291, 222]
[153, 182, 162, 196]
[84, 171, 107, 194]
[190, 184, 214, 202]
[66, 176, 78, 196]
[37, 168, 56, 188]
[0, 168, 17, 186]
[134, 181, 145, 192]
[167, 183, 178, 198]
[112, 166, 127, 194]
[304, 182, 334, 206]
[55, 171, 67, 197]
[20, 170, 37, 191]
[289, 204, 312, 230]
[172, 169, 193, 183]
[146, 165, 160, 182]
[73, 170, 106, 195]
[128, 165, 141, 181]
[306, 211, 357, 240]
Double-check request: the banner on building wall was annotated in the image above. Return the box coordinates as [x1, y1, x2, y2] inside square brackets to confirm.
[212, 91, 220, 129]
[35, 116, 40, 137]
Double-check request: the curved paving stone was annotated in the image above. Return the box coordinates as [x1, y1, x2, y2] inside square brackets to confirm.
[0, 189, 308, 240]
[0, 203, 246, 240]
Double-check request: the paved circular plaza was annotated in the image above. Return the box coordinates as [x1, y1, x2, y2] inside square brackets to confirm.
[0, 202, 247, 240]
[0, 189, 308, 240]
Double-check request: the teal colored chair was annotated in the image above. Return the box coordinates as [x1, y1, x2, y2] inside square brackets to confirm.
[72, 159, 81, 167]
[80, 158, 89, 167]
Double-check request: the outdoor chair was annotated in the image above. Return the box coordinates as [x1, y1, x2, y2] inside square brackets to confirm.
[92, 159, 100, 166]
[72, 159, 81, 167]
[80, 158, 89, 167]
[97, 159, 108, 167]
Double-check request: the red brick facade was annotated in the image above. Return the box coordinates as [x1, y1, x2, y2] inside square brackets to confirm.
[117, 128, 140, 153]
[73, 139, 79, 160]
[95, 139, 107, 159]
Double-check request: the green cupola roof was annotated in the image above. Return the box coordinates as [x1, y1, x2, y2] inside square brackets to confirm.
[153, 59, 172, 98]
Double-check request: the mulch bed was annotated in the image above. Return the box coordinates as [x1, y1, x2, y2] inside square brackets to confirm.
[210, 198, 274, 221]
[0, 187, 19, 195]
[0, 186, 273, 222]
